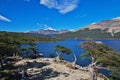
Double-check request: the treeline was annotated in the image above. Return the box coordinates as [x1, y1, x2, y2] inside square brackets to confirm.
[0, 31, 63, 43]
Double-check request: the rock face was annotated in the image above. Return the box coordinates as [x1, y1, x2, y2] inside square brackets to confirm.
[82, 17, 120, 34]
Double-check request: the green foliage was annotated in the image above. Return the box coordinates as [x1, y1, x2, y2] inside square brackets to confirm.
[0, 33, 22, 57]
[110, 67, 120, 80]
[81, 51, 89, 59]
[55, 45, 72, 54]
[80, 41, 104, 62]
[54, 45, 72, 61]
[80, 40, 120, 79]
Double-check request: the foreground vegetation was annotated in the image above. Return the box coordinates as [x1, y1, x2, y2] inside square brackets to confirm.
[0, 31, 120, 80]
[80, 40, 120, 80]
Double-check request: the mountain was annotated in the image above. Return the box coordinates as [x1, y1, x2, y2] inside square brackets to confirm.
[29, 29, 70, 35]
[55, 17, 120, 39]
[81, 17, 120, 36]
[28, 17, 120, 39]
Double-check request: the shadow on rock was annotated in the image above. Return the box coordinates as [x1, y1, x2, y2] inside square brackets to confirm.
[26, 61, 50, 68]
[29, 68, 60, 80]
[15, 61, 50, 70]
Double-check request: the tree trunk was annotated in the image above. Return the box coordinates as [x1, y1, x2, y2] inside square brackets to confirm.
[0, 62, 2, 69]
[90, 69, 97, 80]
[21, 69, 25, 79]
[56, 53, 62, 62]
[0, 57, 4, 69]
[13, 53, 16, 57]
[16, 53, 18, 57]
[34, 51, 37, 58]
[72, 54, 77, 66]
[89, 64, 97, 80]
[21, 63, 28, 80]
[88, 55, 97, 80]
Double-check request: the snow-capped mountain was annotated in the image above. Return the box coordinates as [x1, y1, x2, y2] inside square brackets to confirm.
[29, 29, 70, 35]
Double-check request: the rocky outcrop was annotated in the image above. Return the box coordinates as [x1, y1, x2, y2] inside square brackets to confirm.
[82, 17, 120, 34]
[14, 58, 108, 80]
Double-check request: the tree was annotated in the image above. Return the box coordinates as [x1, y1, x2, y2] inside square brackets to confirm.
[0, 33, 22, 68]
[54, 45, 72, 62]
[80, 40, 120, 80]
[28, 41, 39, 59]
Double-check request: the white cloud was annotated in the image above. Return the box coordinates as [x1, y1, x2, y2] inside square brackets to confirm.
[40, 0, 79, 14]
[0, 15, 11, 22]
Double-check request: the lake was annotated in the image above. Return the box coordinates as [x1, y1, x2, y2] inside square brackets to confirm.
[36, 40, 120, 76]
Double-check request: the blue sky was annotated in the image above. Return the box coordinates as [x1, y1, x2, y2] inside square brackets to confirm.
[0, 0, 120, 32]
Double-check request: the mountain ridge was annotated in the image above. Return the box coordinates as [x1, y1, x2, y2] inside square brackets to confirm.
[28, 29, 70, 35]
[81, 17, 120, 37]
[81, 17, 120, 34]
[54, 17, 120, 39]
[28, 17, 120, 39]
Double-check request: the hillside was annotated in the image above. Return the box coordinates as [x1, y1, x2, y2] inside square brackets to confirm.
[0, 31, 63, 42]
[83, 17, 120, 34]
[55, 17, 120, 39]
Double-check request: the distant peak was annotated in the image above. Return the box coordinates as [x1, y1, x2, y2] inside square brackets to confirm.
[44, 27, 56, 31]
[112, 17, 120, 20]
[91, 22, 97, 25]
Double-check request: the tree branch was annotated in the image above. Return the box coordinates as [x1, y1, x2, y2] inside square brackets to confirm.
[56, 51, 59, 55]
[96, 66, 110, 70]
[72, 54, 77, 65]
